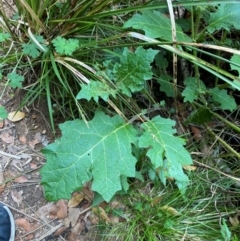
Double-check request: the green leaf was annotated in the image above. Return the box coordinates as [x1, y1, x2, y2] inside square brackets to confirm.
[182, 77, 206, 103]
[7, 72, 24, 88]
[22, 35, 48, 58]
[155, 52, 168, 69]
[0, 32, 10, 42]
[185, 107, 213, 125]
[157, 74, 174, 97]
[76, 80, 117, 102]
[138, 116, 192, 192]
[124, 10, 191, 42]
[207, 4, 240, 33]
[220, 219, 231, 241]
[40, 111, 137, 202]
[114, 47, 158, 96]
[230, 54, 240, 76]
[22, 43, 41, 58]
[0, 106, 8, 119]
[52, 36, 79, 55]
[209, 87, 236, 111]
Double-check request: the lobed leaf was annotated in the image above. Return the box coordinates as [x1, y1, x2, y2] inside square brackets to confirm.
[209, 87, 236, 111]
[52, 36, 79, 55]
[138, 116, 192, 192]
[76, 80, 117, 102]
[40, 111, 137, 202]
[0, 32, 10, 42]
[182, 77, 206, 103]
[114, 47, 159, 96]
[7, 72, 24, 88]
[207, 4, 240, 33]
[22, 35, 48, 58]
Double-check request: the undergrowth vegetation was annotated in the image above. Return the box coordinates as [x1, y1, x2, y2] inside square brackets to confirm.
[1, 0, 240, 240]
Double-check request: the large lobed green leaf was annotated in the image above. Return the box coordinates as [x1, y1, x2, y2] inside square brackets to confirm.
[138, 116, 192, 192]
[124, 10, 191, 42]
[40, 111, 137, 202]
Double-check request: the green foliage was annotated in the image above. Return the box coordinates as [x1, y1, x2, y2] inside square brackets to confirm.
[22, 35, 48, 58]
[41, 111, 138, 202]
[113, 47, 159, 96]
[0, 106, 8, 119]
[185, 107, 213, 125]
[209, 87, 236, 111]
[138, 116, 192, 192]
[2, 5, 240, 240]
[207, 4, 240, 33]
[230, 54, 240, 76]
[182, 77, 206, 103]
[76, 80, 117, 102]
[0, 32, 10, 42]
[52, 36, 79, 55]
[7, 72, 24, 88]
[220, 219, 231, 241]
[41, 111, 192, 202]
[182, 78, 237, 111]
[157, 74, 175, 97]
[124, 10, 191, 42]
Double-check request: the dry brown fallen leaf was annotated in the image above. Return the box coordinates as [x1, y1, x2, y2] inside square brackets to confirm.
[36, 203, 58, 220]
[15, 218, 32, 232]
[7, 111, 25, 122]
[15, 218, 39, 232]
[14, 176, 29, 183]
[64, 207, 81, 227]
[11, 190, 23, 206]
[68, 192, 85, 208]
[56, 199, 68, 219]
[68, 187, 94, 207]
[0, 132, 14, 143]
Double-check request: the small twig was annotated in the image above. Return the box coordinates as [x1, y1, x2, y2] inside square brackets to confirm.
[0, 201, 39, 222]
[0, 150, 21, 160]
[0, 166, 42, 186]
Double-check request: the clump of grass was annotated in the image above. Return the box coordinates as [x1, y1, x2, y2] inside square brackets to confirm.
[86, 168, 240, 241]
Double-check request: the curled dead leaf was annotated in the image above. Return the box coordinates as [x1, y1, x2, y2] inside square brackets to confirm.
[183, 165, 197, 171]
[7, 111, 25, 122]
[68, 192, 85, 208]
